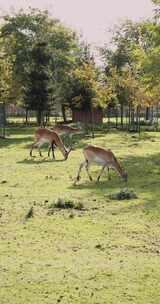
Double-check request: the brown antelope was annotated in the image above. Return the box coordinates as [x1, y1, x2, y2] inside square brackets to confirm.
[30, 128, 72, 160]
[52, 124, 82, 146]
[74, 144, 128, 184]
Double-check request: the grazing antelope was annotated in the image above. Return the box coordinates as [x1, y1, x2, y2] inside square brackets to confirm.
[52, 124, 82, 146]
[30, 128, 72, 160]
[74, 144, 128, 184]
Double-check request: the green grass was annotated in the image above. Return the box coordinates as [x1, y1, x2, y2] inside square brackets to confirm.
[1, 126, 160, 304]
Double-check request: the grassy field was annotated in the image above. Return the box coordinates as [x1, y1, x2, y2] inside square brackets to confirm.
[1, 126, 160, 304]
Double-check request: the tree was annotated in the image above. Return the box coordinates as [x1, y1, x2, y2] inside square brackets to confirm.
[0, 9, 79, 123]
[0, 49, 13, 105]
[101, 16, 160, 128]
[24, 42, 52, 125]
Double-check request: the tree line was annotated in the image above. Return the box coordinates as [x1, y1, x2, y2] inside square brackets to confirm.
[0, 1, 159, 127]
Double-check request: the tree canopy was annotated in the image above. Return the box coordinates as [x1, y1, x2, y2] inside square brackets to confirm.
[0, 2, 159, 126]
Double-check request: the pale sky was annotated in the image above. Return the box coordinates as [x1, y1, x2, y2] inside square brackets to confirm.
[0, 0, 154, 47]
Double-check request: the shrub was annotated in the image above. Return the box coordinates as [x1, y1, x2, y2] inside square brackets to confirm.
[54, 198, 74, 209]
[47, 198, 84, 214]
[109, 188, 137, 200]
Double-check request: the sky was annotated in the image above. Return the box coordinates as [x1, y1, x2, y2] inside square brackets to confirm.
[0, 0, 154, 47]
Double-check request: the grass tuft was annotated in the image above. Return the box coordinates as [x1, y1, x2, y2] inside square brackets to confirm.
[47, 198, 85, 215]
[24, 206, 34, 221]
[109, 188, 138, 200]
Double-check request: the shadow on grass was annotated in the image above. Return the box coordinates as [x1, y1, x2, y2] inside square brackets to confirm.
[68, 152, 160, 216]
[130, 132, 157, 142]
[72, 133, 110, 150]
[0, 136, 33, 148]
[0, 126, 88, 149]
[7, 126, 36, 134]
[17, 157, 67, 165]
[1, 126, 156, 150]
[72, 130, 158, 150]
[0, 126, 36, 148]
[69, 177, 128, 194]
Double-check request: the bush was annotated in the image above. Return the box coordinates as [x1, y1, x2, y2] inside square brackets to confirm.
[54, 198, 74, 209]
[109, 188, 137, 200]
[140, 120, 153, 126]
[47, 198, 85, 214]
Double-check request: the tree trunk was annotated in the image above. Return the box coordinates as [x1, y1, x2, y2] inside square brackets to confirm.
[136, 106, 141, 134]
[107, 106, 110, 128]
[44, 113, 50, 126]
[120, 103, 124, 128]
[156, 104, 159, 129]
[151, 106, 154, 122]
[131, 104, 135, 126]
[115, 107, 118, 128]
[145, 107, 150, 120]
[128, 103, 131, 130]
[37, 110, 43, 126]
[91, 106, 94, 139]
[125, 106, 128, 130]
[61, 105, 67, 123]
[25, 109, 29, 125]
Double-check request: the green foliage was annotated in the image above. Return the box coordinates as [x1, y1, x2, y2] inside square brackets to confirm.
[23, 42, 52, 124]
[1, 5, 160, 123]
[48, 198, 84, 213]
[152, 0, 160, 5]
[67, 60, 109, 110]
[0, 8, 80, 120]
[101, 17, 160, 109]
[0, 42, 13, 103]
[54, 198, 75, 209]
[109, 188, 137, 200]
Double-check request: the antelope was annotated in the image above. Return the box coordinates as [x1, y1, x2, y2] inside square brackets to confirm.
[52, 124, 82, 146]
[74, 144, 128, 184]
[30, 128, 72, 160]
